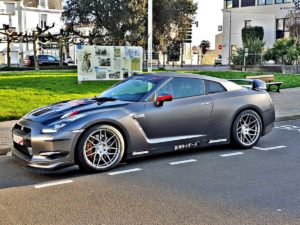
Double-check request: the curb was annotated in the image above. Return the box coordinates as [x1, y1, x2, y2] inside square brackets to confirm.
[275, 115, 300, 122]
[0, 115, 300, 156]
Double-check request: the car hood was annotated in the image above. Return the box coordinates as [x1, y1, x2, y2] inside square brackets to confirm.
[23, 98, 131, 125]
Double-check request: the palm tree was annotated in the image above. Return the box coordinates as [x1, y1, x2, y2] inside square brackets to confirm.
[200, 40, 211, 55]
[199, 40, 210, 65]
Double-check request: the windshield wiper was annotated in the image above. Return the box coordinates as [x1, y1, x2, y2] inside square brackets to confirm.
[94, 97, 118, 102]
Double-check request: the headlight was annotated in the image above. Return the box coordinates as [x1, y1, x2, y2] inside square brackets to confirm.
[42, 113, 86, 134]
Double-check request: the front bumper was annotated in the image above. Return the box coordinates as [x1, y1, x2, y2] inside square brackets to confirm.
[12, 119, 82, 171]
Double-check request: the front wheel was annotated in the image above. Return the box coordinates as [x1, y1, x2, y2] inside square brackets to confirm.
[231, 110, 262, 148]
[76, 124, 125, 172]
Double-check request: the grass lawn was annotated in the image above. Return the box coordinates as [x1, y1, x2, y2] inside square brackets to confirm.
[0, 70, 118, 121]
[1, 69, 300, 121]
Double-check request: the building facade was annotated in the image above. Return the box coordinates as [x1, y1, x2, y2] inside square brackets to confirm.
[0, 0, 64, 66]
[222, 0, 294, 65]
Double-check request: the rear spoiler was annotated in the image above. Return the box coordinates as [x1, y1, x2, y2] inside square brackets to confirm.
[228, 79, 267, 91]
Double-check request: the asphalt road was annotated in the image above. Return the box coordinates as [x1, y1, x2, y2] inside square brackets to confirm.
[0, 120, 299, 225]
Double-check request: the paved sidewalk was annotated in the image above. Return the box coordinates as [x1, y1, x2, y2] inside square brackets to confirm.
[0, 120, 17, 156]
[0, 88, 300, 156]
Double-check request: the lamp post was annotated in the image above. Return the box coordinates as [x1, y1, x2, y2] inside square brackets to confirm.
[223, 9, 232, 65]
[148, 0, 153, 73]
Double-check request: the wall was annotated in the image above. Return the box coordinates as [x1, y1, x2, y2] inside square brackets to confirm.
[202, 33, 223, 65]
[222, 1, 294, 65]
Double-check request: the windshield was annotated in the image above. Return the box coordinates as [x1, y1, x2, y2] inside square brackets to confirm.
[99, 75, 163, 101]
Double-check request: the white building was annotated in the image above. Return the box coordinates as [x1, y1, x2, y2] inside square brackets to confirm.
[0, 0, 64, 66]
[222, 0, 294, 65]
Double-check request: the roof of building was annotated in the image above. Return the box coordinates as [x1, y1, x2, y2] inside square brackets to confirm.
[23, 0, 63, 10]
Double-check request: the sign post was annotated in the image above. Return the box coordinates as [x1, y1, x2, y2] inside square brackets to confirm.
[148, 0, 153, 73]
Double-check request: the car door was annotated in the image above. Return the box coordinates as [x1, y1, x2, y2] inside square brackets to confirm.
[38, 55, 47, 66]
[140, 77, 213, 144]
[47, 55, 58, 66]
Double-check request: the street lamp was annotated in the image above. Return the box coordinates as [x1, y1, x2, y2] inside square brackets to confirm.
[148, 0, 153, 73]
[223, 9, 232, 65]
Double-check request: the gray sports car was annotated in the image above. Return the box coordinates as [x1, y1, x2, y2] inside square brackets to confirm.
[12, 73, 275, 172]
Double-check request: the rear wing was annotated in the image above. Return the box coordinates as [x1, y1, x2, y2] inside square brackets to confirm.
[228, 79, 267, 91]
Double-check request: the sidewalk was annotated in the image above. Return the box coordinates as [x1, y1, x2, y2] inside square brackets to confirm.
[0, 88, 300, 156]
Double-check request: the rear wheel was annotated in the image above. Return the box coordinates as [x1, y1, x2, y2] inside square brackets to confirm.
[232, 110, 262, 148]
[77, 124, 125, 172]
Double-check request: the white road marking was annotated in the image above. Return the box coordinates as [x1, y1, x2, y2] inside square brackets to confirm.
[254, 146, 287, 151]
[169, 159, 197, 165]
[275, 125, 300, 131]
[108, 168, 142, 176]
[34, 180, 73, 189]
[220, 152, 244, 157]
[277, 209, 282, 212]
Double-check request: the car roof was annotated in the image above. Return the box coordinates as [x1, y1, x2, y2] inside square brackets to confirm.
[143, 72, 244, 91]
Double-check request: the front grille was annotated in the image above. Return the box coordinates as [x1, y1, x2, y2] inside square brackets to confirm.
[13, 124, 32, 158]
[14, 143, 31, 158]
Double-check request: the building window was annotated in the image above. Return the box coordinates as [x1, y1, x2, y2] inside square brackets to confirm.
[258, 0, 273, 5]
[241, 0, 256, 7]
[40, 0, 46, 7]
[245, 20, 252, 28]
[275, 0, 291, 3]
[40, 14, 47, 28]
[225, 0, 239, 8]
[276, 18, 290, 39]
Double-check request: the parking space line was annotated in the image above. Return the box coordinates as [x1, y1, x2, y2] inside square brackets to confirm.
[34, 180, 73, 189]
[220, 152, 244, 157]
[169, 159, 197, 165]
[108, 168, 142, 176]
[254, 146, 287, 151]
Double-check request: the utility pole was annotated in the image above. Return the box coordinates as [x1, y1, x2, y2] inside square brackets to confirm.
[147, 0, 153, 73]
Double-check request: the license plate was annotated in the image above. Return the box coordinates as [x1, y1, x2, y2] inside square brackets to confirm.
[13, 134, 24, 146]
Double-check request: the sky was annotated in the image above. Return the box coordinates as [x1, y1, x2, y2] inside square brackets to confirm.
[192, 0, 224, 48]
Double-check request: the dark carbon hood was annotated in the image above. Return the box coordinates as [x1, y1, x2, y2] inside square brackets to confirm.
[23, 98, 131, 125]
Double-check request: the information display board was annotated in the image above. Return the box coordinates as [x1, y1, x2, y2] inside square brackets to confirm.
[77, 46, 143, 82]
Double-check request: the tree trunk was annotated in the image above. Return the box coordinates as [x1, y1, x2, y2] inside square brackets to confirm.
[181, 42, 184, 67]
[7, 39, 11, 68]
[59, 38, 64, 68]
[33, 36, 39, 71]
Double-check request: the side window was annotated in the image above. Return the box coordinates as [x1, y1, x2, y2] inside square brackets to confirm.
[205, 80, 227, 95]
[47, 56, 56, 61]
[157, 78, 205, 99]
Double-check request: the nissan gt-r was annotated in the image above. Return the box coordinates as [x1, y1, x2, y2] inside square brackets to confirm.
[12, 73, 275, 172]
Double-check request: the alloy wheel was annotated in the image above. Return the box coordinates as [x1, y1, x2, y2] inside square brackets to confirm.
[236, 113, 261, 146]
[83, 128, 121, 169]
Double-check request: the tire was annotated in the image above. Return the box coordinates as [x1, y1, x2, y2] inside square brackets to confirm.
[76, 124, 125, 172]
[231, 110, 262, 149]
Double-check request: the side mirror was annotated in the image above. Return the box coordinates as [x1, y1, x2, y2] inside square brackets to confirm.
[155, 94, 173, 107]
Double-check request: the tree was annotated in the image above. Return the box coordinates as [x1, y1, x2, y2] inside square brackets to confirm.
[0, 24, 23, 68]
[200, 40, 210, 55]
[62, 0, 197, 52]
[231, 26, 265, 66]
[264, 38, 299, 65]
[241, 26, 264, 43]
